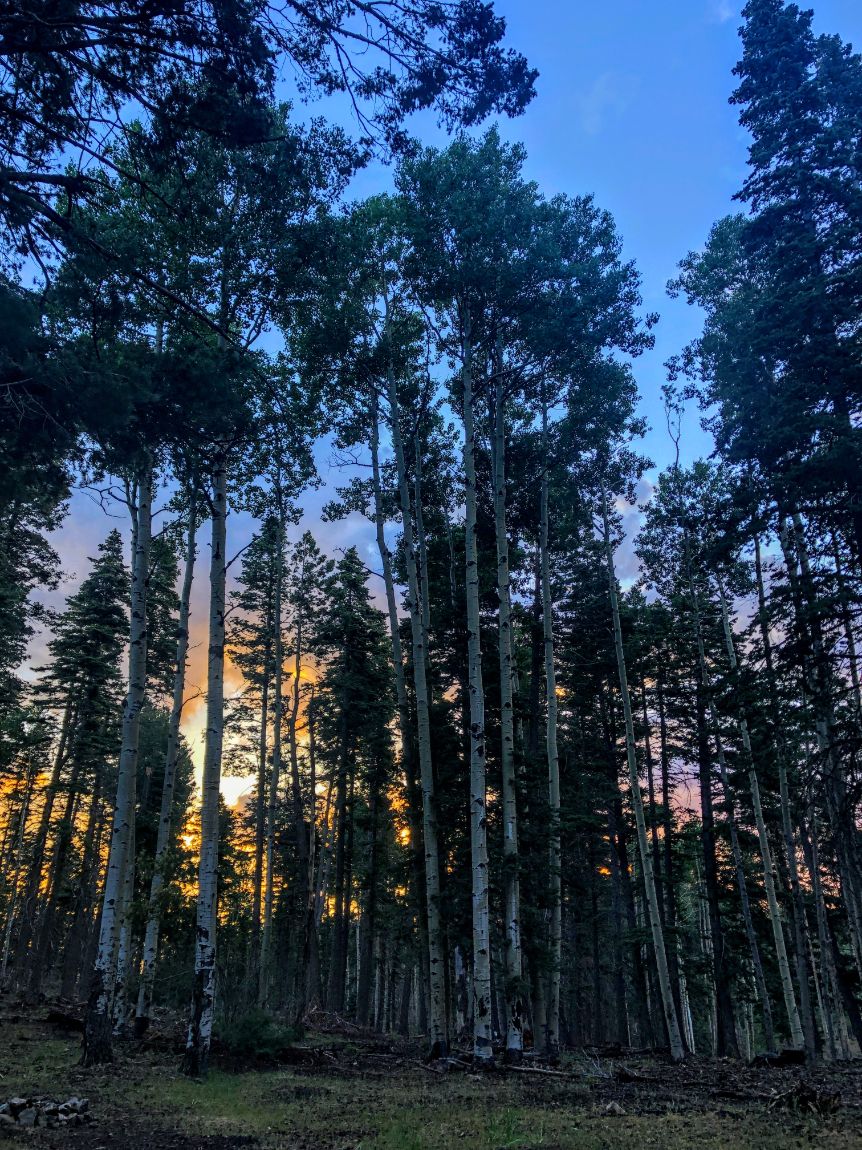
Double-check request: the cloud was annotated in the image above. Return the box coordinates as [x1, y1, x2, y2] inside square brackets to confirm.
[709, 1, 735, 23]
[577, 71, 640, 136]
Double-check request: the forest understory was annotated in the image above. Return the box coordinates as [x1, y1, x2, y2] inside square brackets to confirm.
[1, 1005, 861, 1150]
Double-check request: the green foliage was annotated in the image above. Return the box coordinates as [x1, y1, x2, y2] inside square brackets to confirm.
[216, 1008, 299, 1062]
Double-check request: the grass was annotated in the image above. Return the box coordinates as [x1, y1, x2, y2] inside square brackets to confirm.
[0, 1021, 860, 1149]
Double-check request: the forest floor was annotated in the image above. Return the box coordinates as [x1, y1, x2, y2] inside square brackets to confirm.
[1, 1007, 861, 1149]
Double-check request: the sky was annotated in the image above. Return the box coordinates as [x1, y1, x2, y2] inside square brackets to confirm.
[31, 0, 862, 796]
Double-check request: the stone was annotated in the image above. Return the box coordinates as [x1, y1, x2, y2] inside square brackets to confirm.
[603, 1101, 626, 1116]
[8, 1097, 28, 1116]
[18, 1108, 38, 1127]
[0, 1114, 15, 1127]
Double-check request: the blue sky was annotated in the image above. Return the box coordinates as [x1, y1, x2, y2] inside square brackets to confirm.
[322, 0, 860, 475]
[34, 0, 862, 784]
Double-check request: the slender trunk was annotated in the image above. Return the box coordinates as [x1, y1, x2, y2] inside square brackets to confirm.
[602, 496, 684, 1061]
[684, 533, 738, 1057]
[696, 680, 739, 1057]
[656, 668, 684, 1023]
[541, 401, 561, 1058]
[711, 721, 776, 1053]
[250, 633, 270, 999]
[29, 750, 84, 992]
[135, 492, 198, 1035]
[259, 512, 284, 1010]
[371, 397, 431, 1035]
[14, 693, 76, 974]
[288, 552, 312, 1021]
[356, 780, 380, 1027]
[462, 312, 492, 1063]
[84, 466, 152, 1064]
[183, 450, 227, 1077]
[832, 530, 862, 717]
[326, 701, 350, 1012]
[754, 537, 819, 1055]
[112, 808, 135, 1036]
[60, 777, 103, 999]
[0, 750, 35, 981]
[384, 357, 448, 1056]
[492, 363, 523, 1060]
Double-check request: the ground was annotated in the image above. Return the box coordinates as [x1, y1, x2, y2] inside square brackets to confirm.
[1, 1010, 861, 1149]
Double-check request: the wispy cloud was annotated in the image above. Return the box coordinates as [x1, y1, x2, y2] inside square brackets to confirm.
[709, 1, 735, 24]
[577, 71, 640, 136]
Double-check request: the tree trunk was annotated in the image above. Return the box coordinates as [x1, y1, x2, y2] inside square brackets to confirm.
[384, 357, 448, 1056]
[83, 466, 152, 1065]
[461, 311, 492, 1064]
[183, 450, 227, 1077]
[371, 394, 431, 1035]
[492, 362, 523, 1060]
[260, 499, 285, 1009]
[540, 401, 561, 1059]
[135, 492, 198, 1035]
[0, 748, 36, 982]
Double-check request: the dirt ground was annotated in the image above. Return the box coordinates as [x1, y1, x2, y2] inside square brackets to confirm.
[1, 1008, 861, 1149]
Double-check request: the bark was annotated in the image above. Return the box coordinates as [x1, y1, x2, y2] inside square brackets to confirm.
[83, 466, 152, 1065]
[370, 395, 431, 1034]
[540, 401, 561, 1058]
[183, 450, 227, 1077]
[356, 782, 380, 1027]
[384, 357, 448, 1056]
[492, 362, 523, 1059]
[461, 310, 492, 1063]
[259, 498, 285, 1009]
[135, 492, 198, 1035]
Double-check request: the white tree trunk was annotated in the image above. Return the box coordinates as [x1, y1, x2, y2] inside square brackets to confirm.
[184, 452, 227, 1076]
[462, 316, 492, 1063]
[492, 366, 523, 1059]
[84, 466, 152, 1064]
[384, 364, 449, 1056]
[540, 402, 561, 1058]
[135, 491, 198, 1034]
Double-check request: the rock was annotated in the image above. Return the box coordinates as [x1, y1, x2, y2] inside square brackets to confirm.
[603, 1101, 626, 1116]
[8, 1097, 29, 1117]
[18, 1108, 38, 1127]
[0, 1114, 16, 1128]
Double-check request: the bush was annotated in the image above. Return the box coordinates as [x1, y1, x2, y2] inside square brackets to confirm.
[215, 1009, 299, 1063]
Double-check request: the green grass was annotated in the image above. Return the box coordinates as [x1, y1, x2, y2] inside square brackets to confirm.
[1, 1024, 860, 1150]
